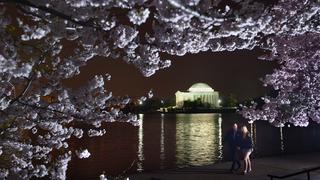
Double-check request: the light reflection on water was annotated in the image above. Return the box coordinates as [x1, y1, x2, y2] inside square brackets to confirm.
[218, 116, 223, 159]
[68, 113, 320, 179]
[160, 114, 165, 169]
[175, 113, 223, 167]
[136, 113, 224, 171]
[135, 113, 290, 171]
[137, 114, 144, 172]
[280, 127, 285, 152]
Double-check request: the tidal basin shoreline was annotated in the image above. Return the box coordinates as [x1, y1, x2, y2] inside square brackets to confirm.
[129, 152, 320, 180]
[67, 113, 320, 179]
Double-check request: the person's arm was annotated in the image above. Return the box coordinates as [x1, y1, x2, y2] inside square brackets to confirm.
[235, 132, 241, 147]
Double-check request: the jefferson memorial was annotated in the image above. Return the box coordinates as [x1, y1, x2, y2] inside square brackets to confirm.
[175, 83, 220, 108]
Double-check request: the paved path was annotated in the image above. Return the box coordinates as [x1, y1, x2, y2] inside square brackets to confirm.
[129, 152, 320, 180]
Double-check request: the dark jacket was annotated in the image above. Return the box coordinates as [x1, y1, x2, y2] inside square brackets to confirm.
[224, 129, 241, 149]
[240, 133, 253, 149]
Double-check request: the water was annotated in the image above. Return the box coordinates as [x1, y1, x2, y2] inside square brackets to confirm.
[67, 113, 320, 179]
[174, 114, 223, 167]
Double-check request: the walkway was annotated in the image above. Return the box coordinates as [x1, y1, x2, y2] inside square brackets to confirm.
[129, 152, 320, 180]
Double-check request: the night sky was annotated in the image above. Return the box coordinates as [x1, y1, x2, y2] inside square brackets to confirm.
[65, 48, 277, 101]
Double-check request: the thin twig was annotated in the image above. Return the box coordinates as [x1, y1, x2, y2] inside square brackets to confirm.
[2, 0, 103, 30]
[9, 46, 52, 105]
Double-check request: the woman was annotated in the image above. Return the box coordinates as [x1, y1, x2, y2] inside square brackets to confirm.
[240, 125, 253, 174]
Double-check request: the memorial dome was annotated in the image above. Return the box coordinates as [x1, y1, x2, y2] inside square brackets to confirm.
[188, 83, 214, 92]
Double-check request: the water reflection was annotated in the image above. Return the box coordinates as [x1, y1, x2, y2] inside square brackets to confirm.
[218, 116, 223, 159]
[67, 113, 320, 179]
[250, 123, 257, 152]
[160, 114, 165, 169]
[280, 127, 285, 152]
[176, 114, 223, 167]
[137, 114, 144, 172]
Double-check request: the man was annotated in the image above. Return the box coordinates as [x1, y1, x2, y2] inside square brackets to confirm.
[224, 123, 241, 172]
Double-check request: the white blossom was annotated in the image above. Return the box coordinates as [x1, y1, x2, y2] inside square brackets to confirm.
[0, 169, 9, 179]
[0, 0, 319, 179]
[75, 149, 91, 159]
[148, 90, 153, 99]
[100, 172, 108, 180]
[128, 8, 150, 25]
[88, 129, 106, 137]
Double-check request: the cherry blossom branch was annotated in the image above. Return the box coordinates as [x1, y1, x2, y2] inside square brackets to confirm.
[2, 0, 101, 30]
[9, 48, 51, 105]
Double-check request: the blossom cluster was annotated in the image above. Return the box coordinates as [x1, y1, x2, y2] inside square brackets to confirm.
[0, 0, 319, 179]
[240, 33, 320, 127]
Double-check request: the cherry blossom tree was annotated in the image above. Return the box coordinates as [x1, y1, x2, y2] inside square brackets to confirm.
[0, 0, 319, 179]
[240, 32, 320, 127]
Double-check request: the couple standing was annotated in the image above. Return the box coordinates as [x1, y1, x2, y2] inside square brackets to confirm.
[225, 123, 253, 174]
